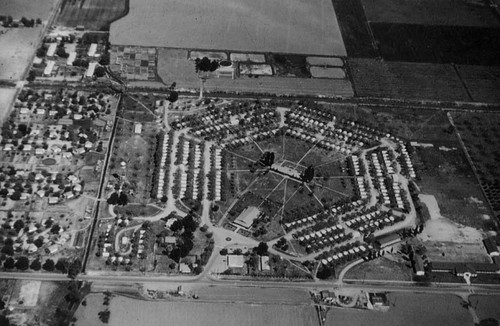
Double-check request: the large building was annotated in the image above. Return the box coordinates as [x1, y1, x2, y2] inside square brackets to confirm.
[234, 206, 260, 229]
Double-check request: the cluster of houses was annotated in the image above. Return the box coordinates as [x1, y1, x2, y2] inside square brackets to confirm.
[351, 155, 369, 200]
[191, 144, 203, 199]
[295, 224, 352, 253]
[283, 199, 366, 232]
[0, 168, 83, 205]
[398, 144, 416, 178]
[135, 229, 147, 259]
[320, 243, 371, 267]
[368, 151, 405, 209]
[344, 210, 401, 235]
[155, 133, 170, 199]
[213, 148, 223, 201]
[98, 224, 114, 258]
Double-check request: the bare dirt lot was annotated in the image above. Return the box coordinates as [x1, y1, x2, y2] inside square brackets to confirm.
[361, 0, 500, 27]
[111, 0, 346, 56]
[0, 27, 43, 80]
[56, 0, 128, 31]
[0, 0, 59, 20]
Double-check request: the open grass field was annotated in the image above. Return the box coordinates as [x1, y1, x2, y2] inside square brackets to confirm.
[361, 0, 500, 27]
[371, 24, 500, 65]
[0, 27, 43, 80]
[0, 87, 17, 123]
[326, 293, 472, 326]
[453, 112, 500, 213]
[111, 0, 345, 56]
[414, 146, 490, 230]
[331, 104, 455, 143]
[156, 49, 354, 97]
[56, 0, 128, 31]
[0, 0, 59, 20]
[469, 295, 500, 322]
[98, 294, 318, 326]
[344, 257, 413, 281]
[349, 59, 471, 102]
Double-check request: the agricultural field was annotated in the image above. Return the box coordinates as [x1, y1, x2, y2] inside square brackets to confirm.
[456, 65, 500, 103]
[110, 0, 345, 56]
[325, 293, 472, 326]
[76, 293, 318, 326]
[349, 59, 471, 102]
[370, 24, 500, 65]
[331, 0, 377, 58]
[361, 0, 500, 27]
[56, 0, 129, 31]
[453, 112, 500, 216]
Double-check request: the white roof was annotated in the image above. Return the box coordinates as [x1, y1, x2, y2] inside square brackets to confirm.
[88, 43, 98, 57]
[227, 255, 245, 268]
[44, 60, 55, 75]
[86, 62, 97, 77]
[47, 43, 57, 57]
[67, 52, 76, 65]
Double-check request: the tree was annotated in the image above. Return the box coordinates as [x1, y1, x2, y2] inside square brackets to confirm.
[316, 265, 332, 279]
[167, 91, 178, 103]
[50, 224, 61, 234]
[99, 52, 110, 65]
[56, 45, 69, 58]
[1, 245, 14, 256]
[107, 192, 119, 205]
[194, 57, 219, 99]
[67, 258, 82, 279]
[55, 259, 68, 273]
[13, 219, 24, 232]
[0, 315, 10, 326]
[219, 248, 228, 256]
[117, 192, 128, 206]
[43, 259, 55, 271]
[94, 66, 106, 78]
[36, 45, 48, 58]
[15, 256, 30, 270]
[3, 257, 15, 269]
[254, 242, 268, 256]
[30, 259, 41, 271]
[170, 219, 183, 232]
[182, 214, 198, 233]
[301, 165, 315, 183]
[34, 237, 44, 248]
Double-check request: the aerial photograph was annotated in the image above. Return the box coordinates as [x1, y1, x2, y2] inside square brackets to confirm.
[0, 0, 499, 325]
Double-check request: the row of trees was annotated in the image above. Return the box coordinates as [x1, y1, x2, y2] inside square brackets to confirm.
[1, 16, 41, 28]
[1, 256, 81, 277]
